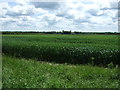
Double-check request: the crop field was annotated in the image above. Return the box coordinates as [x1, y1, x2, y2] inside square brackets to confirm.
[2, 34, 119, 66]
[2, 34, 120, 88]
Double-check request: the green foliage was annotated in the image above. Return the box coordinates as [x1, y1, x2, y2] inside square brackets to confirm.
[107, 62, 114, 69]
[2, 55, 119, 88]
[2, 34, 119, 66]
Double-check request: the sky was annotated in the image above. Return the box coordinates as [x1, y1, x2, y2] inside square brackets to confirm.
[0, 0, 119, 32]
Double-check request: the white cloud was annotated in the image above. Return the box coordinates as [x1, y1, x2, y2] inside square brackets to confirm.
[6, 5, 36, 16]
[35, 8, 48, 14]
[16, 0, 28, 5]
[0, 3, 10, 17]
[0, 0, 119, 32]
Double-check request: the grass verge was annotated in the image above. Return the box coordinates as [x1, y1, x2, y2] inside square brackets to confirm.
[2, 55, 119, 88]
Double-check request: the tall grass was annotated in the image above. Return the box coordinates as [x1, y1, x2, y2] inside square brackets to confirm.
[3, 55, 119, 88]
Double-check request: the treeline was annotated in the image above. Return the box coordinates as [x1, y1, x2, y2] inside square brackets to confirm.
[1, 31, 120, 35]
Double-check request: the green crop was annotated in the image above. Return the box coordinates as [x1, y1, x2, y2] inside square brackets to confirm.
[2, 34, 119, 66]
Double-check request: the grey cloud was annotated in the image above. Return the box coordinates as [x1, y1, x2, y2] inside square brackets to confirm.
[6, 11, 34, 17]
[1, 16, 7, 18]
[30, 2, 60, 10]
[74, 17, 90, 24]
[6, 12, 25, 16]
[112, 17, 117, 22]
[42, 16, 56, 26]
[112, 12, 118, 22]
[56, 12, 75, 19]
[119, 2, 120, 9]
[6, 7, 35, 17]
[3, 21, 14, 25]
[101, 2, 118, 10]
[118, 10, 120, 18]
[110, 2, 118, 9]
[2, 20, 16, 27]
[56, 8, 75, 20]
[87, 9, 103, 16]
[17, 23, 31, 27]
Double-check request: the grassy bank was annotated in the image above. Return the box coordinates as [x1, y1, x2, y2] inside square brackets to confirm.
[2, 55, 119, 88]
